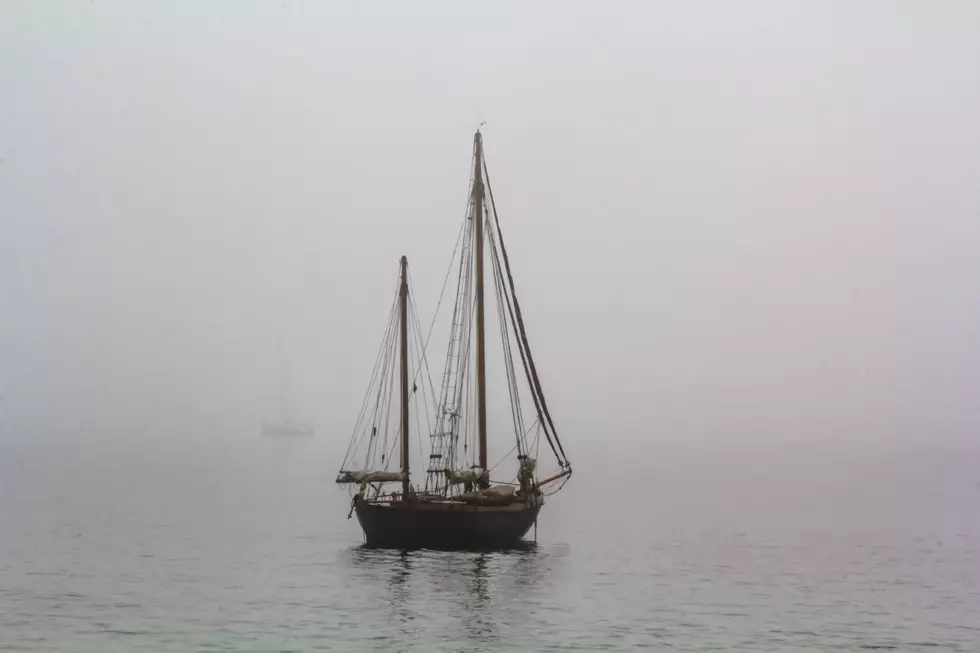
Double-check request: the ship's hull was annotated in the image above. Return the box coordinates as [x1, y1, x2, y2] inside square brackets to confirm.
[353, 497, 541, 550]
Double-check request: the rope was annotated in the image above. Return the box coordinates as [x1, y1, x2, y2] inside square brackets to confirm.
[407, 271, 438, 424]
[367, 302, 399, 468]
[412, 218, 466, 391]
[482, 179, 564, 468]
[487, 418, 539, 474]
[341, 269, 400, 470]
[486, 211, 528, 456]
[483, 151, 569, 467]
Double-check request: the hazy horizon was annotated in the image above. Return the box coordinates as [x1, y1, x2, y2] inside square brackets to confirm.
[2, 1, 978, 465]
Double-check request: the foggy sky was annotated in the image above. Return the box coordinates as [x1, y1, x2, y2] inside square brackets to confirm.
[1, 1, 978, 462]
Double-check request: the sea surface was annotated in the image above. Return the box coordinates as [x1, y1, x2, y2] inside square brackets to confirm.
[0, 433, 978, 652]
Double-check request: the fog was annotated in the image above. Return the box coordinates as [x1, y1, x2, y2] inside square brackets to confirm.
[2, 1, 978, 471]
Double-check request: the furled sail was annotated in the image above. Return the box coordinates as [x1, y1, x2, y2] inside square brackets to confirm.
[458, 484, 517, 504]
[443, 468, 488, 485]
[335, 470, 406, 485]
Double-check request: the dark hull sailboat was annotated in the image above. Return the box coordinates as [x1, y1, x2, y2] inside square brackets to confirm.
[353, 499, 541, 549]
[336, 131, 571, 550]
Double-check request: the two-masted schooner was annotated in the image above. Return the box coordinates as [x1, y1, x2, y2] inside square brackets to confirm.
[261, 353, 314, 437]
[336, 131, 571, 549]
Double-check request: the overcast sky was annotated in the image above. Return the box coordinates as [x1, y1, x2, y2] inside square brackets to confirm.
[1, 1, 978, 464]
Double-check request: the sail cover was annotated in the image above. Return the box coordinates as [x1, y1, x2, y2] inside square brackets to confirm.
[458, 484, 517, 502]
[443, 468, 488, 485]
[335, 470, 405, 484]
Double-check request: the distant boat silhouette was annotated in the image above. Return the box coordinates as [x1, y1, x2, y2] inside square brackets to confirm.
[262, 352, 314, 437]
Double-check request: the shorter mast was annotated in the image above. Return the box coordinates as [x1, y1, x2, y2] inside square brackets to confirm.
[399, 255, 411, 499]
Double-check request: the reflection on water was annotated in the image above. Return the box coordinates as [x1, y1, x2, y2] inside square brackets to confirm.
[387, 550, 414, 625]
[472, 553, 489, 603]
[463, 554, 492, 638]
[345, 543, 555, 646]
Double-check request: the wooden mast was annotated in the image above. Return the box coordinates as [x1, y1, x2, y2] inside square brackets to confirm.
[398, 255, 411, 499]
[473, 131, 488, 481]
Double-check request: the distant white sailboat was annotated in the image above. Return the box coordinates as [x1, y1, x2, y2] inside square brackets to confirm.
[262, 353, 314, 437]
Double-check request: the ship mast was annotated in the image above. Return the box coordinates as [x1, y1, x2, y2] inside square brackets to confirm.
[472, 131, 488, 482]
[399, 255, 411, 499]
[276, 344, 288, 419]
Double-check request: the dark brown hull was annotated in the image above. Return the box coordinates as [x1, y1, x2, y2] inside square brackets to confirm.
[353, 497, 542, 550]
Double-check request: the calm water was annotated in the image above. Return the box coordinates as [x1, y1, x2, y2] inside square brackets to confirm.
[1, 434, 978, 651]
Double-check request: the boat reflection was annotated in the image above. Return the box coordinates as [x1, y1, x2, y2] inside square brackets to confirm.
[387, 550, 414, 625]
[463, 553, 493, 637]
[346, 543, 553, 640]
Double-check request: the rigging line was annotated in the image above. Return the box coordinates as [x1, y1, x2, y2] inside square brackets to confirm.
[445, 238, 475, 477]
[343, 297, 398, 468]
[454, 192, 477, 423]
[534, 423, 542, 471]
[379, 315, 399, 472]
[453, 216, 475, 388]
[462, 274, 479, 469]
[433, 225, 469, 443]
[366, 334, 389, 468]
[411, 317, 435, 458]
[488, 218, 526, 455]
[343, 268, 401, 469]
[406, 271, 439, 421]
[446, 218, 471, 392]
[435, 210, 473, 457]
[417, 353, 436, 465]
[487, 212, 529, 441]
[384, 420, 399, 473]
[523, 415, 541, 437]
[496, 229, 532, 458]
[487, 414, 540, 473]
[407, 301, 434, 473]
[483, 152, 569, 466]
[357, 269, 400, 429]
[430, 217, 472, 490]
[488, 442, 518, 474]
[365, 291, 400, 468]
[481, 188, 545, 436]
[415, 214, 467, 387]
[438, 175, 480, 480]
[542, 473, 570, 496]
[458, 251, 476, 471]
[364, 311, 395, 466]
[486, 216, 561, 467]
[522, 415, 540, 457]
[484, 206, 562, 466]
[344, 326, 390, 466]
[409, 336, 427, 482]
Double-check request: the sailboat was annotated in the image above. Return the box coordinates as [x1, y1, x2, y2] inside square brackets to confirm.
[336, 131, 572, 549]
[261, 353, 314, 437]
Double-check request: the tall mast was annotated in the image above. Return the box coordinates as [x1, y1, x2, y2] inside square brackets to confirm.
[399, 255, 411, 499]
[473, 131, 488, 478]
[276, 344, 287, 417]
